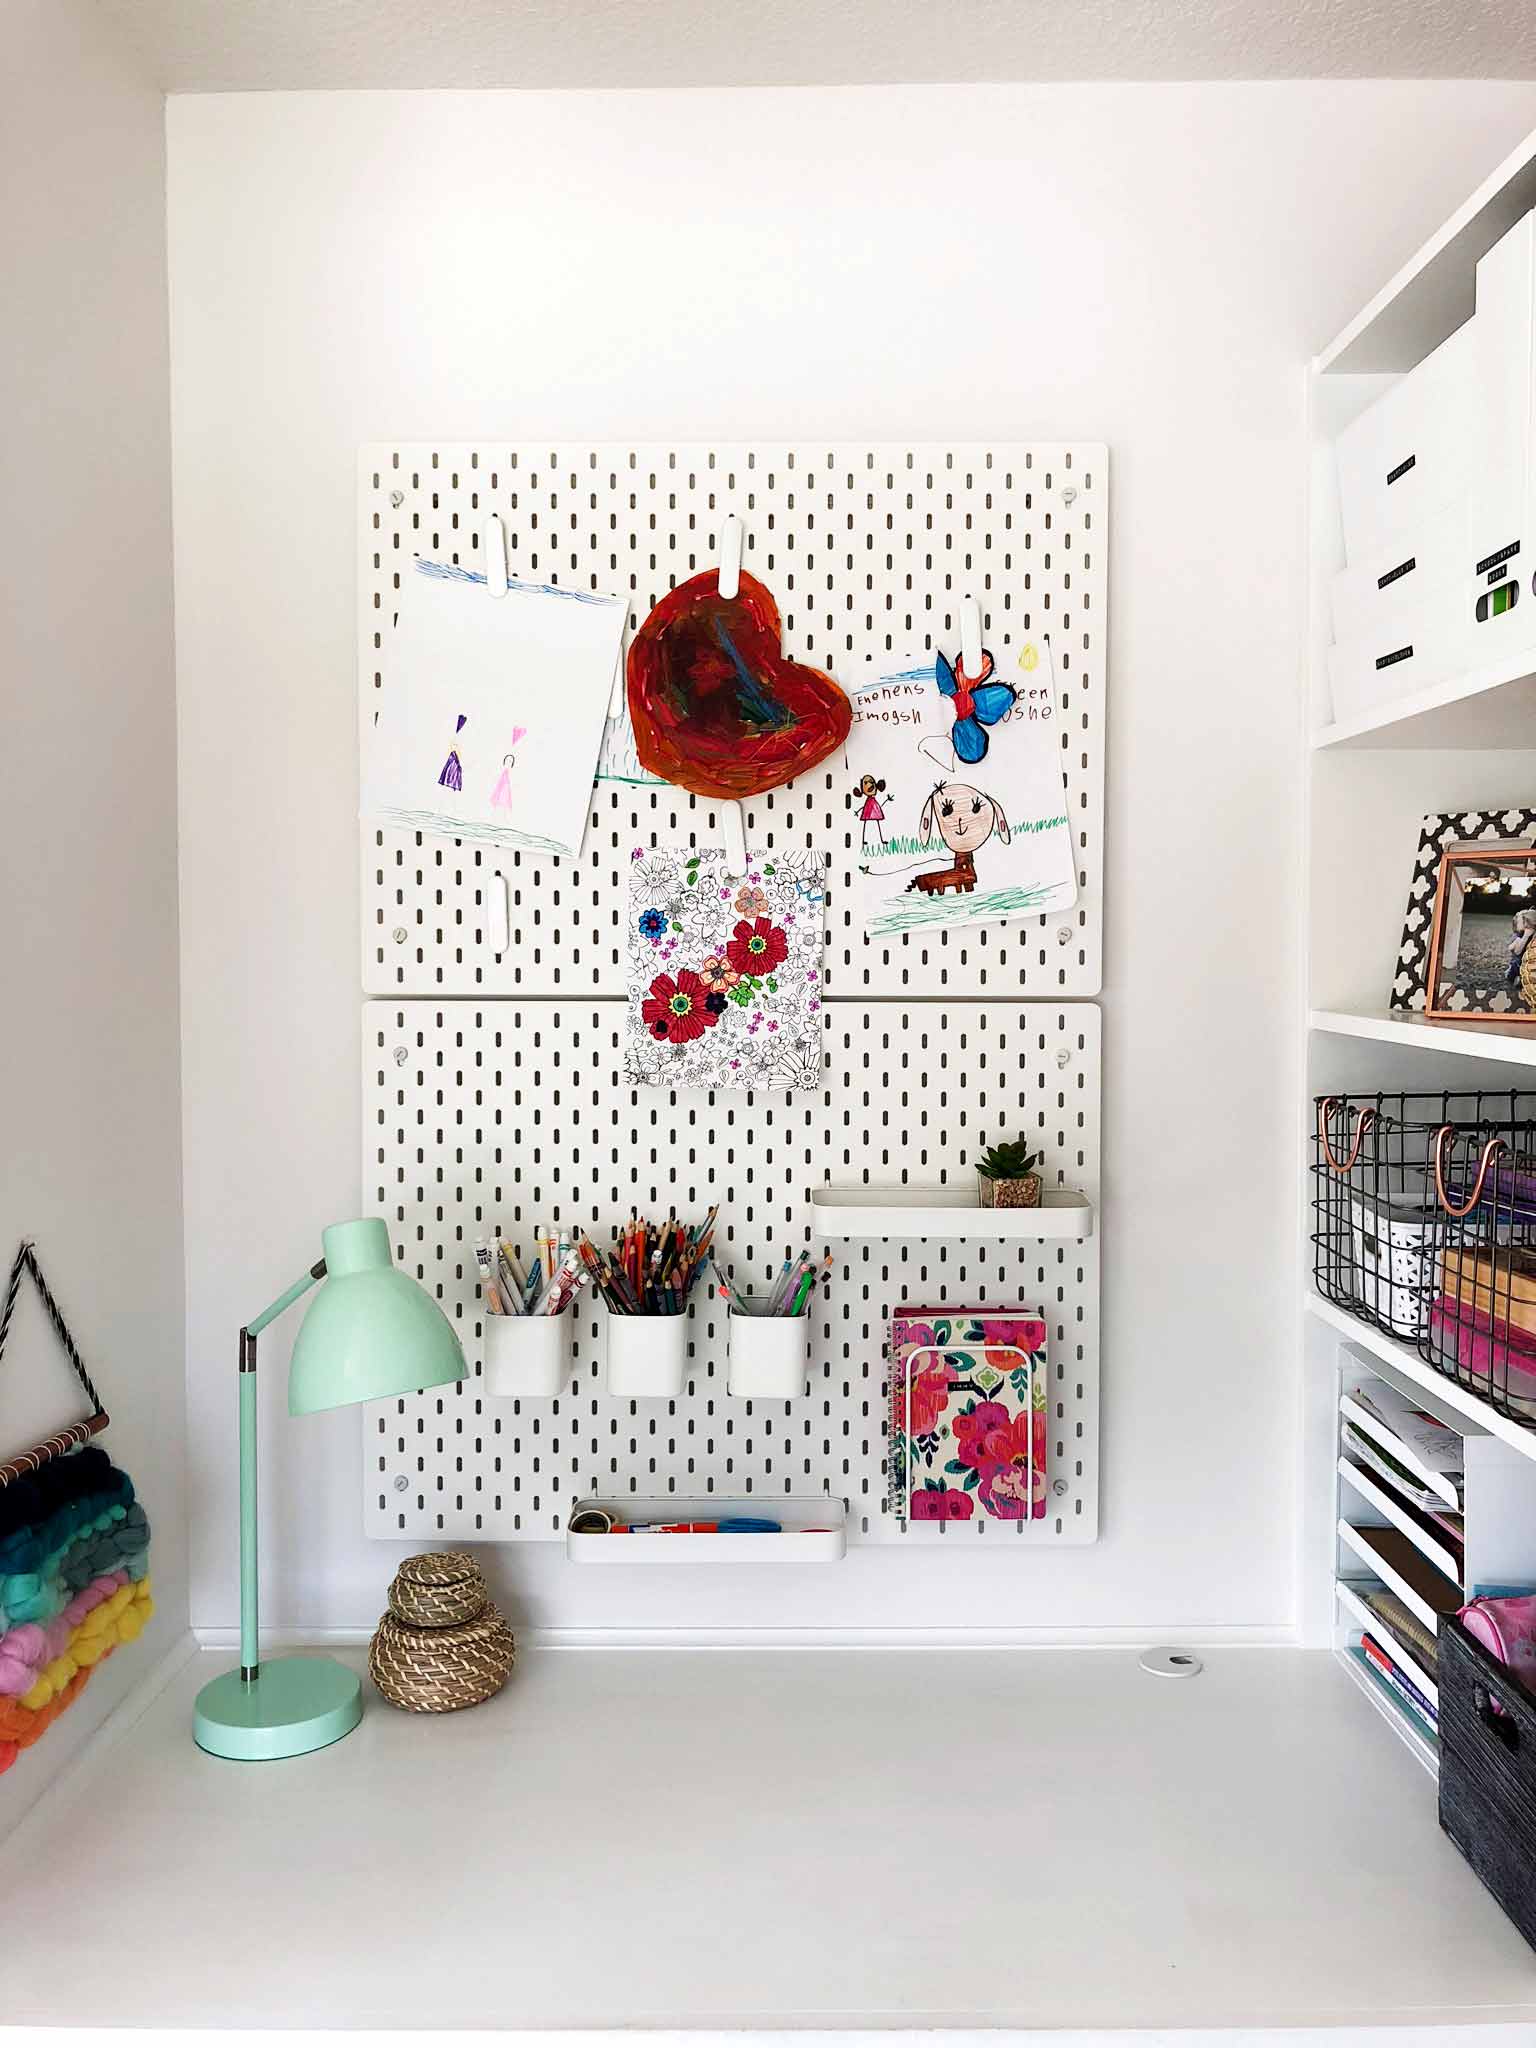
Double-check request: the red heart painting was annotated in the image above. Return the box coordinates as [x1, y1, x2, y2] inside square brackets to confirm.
[626, 570, 851, 801]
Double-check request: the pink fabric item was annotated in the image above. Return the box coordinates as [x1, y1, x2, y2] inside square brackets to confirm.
[0, 1571, 128, 1694]
[1461, 1594, 1536, 1692]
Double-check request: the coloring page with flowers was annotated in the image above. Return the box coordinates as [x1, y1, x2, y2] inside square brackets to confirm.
[888, 1310, 1048, 1527]
[623, 847, 827, 1091]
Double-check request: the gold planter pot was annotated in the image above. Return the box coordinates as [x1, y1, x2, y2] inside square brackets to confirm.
[978, 1171, 1042, 1209]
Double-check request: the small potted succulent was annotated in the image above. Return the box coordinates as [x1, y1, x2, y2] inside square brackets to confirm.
[975, 1134, 1042, 1209]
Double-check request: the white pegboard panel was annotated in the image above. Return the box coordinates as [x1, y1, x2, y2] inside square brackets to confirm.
[362, 1000, 1100, 1545]
[360, 443, 1105, 998]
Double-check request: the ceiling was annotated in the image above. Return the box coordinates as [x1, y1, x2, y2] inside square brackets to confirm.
[95, 0, 1536, 90]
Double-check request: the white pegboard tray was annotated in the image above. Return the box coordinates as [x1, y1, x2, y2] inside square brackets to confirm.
[360, 442, 1105, 1001]
[566, 1497, 847, 1564]
[812, 1184, 1094, 1238]
[362, 999, 1100, 1545]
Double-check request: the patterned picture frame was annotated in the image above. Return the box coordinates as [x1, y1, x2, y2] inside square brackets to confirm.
[1392, 809, 1536, 1011]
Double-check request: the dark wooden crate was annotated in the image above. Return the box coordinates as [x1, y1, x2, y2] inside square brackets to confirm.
[1439, 1616, 1536, 1953]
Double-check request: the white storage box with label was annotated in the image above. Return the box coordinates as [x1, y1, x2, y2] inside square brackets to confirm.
[1334, 318, 1480, 562]
[1329, 501, 1469, 648]
[1329, 206, 1536, 701]
[1463, 207, 1536, 635]
[1327, 608, 1463, 727]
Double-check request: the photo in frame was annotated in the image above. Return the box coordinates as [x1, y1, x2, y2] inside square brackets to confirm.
[1391, 809, 1536, 1011]
[1426, 846, 1536, 1020]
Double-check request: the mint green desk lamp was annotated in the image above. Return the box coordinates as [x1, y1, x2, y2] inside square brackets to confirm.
[193, 1218, 465, 1761]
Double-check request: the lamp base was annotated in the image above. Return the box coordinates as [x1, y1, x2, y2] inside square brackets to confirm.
[193, 1654, 363, 1761]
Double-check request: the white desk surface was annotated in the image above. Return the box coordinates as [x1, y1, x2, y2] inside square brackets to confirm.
[1, 1645, 1534, 2036]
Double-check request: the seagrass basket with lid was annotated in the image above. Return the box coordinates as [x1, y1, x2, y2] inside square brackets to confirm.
[368, 1549, 514, 1713]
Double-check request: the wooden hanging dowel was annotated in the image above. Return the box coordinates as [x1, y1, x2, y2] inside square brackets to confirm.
[0, 1243, 109, 1489]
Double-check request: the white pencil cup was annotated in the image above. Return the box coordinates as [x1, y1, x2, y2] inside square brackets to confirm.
[605, 1309, 688, 1399]
[727, 1302, 809, 1399]
[484, 1309, 571, 1399]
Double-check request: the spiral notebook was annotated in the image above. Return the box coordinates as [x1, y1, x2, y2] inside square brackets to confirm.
[889, 1308, 1048, 1527]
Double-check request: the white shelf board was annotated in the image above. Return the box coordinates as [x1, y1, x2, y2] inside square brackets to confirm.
[1338, 1456, 1463, 1588]
[812, 1184, 1094, 1240]
[1317, 124, 1536, 374]
[1333, 1642, 1439, 1778]
[566, 1495, 846, 1563]
[1310, 648, 1536, 751]
[1309, 1291, 1536, 1466]
[1310, 1006, 1536, 1068]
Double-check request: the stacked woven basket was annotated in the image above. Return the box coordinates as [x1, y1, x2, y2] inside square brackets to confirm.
[368, 1551, 514, 1713]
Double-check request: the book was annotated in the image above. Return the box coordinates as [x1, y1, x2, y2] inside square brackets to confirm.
[1361, 1633, 1439, 1731]
[889, 1308, 1047, 1525]
[1358, 1584, 1439, 1676]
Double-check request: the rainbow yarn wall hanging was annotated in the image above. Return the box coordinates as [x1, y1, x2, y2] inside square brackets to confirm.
[0, 1245, 152, 1775]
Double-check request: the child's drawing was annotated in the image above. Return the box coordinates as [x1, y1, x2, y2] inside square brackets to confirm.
[361, 558, 628, 861]
[844, 649, 1077, 939]
[903, 781, 1010, 897]
[851, 773, 889, 852]
[438, 715, 467, 791]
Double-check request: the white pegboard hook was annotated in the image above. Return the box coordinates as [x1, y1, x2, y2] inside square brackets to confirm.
[959, 594, 983, 679]
[718, 513, 744, 601]
[484, 513, 508, 599]
[721, 801, 748, 878]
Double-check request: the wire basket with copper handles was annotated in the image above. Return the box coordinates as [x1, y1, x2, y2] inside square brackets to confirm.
[1312, 1090, 1536, 1345]
[1425, 1118, 1536, 1427]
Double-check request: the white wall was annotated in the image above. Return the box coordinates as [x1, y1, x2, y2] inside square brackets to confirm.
[0, 0, 184, 1819]
[167, 80, 1536, 1639]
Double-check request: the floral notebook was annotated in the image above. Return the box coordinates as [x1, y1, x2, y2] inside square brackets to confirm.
[622, 846, 827, 1091]
[889, 1308, 1048, 1526]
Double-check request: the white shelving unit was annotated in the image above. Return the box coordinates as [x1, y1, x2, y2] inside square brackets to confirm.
[1304, 130, 1536, 1788]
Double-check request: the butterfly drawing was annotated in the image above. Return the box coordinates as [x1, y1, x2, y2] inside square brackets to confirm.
[934, 649, 1016, 765]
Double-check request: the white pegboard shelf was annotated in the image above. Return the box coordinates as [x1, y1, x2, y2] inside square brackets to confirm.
[566, 1497, 846, 1563]
[360, 441, 1105, 1001]
[812, 1184, 1094, 1238]
[362, 1000, 1100, 1545]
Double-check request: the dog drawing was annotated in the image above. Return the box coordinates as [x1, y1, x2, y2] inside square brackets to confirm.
[905, 781, 1010, 896]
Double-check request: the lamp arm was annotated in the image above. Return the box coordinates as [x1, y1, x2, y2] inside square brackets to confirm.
[246, 1259, 327, 1338]
[236, 1259, 326, 1680]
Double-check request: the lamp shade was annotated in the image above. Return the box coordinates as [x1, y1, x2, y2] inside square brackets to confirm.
[288, 1219, 465, 1416]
